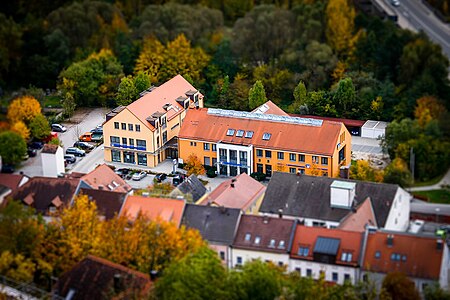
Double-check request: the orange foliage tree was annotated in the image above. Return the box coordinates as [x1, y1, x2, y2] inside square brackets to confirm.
[11, 121, 30, 140]
[184, 153, 206, 176]
[7, 96, 41, 125]
[414, 96, 446, 128]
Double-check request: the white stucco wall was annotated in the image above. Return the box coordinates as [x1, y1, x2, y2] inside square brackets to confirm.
[384, 187, 411, 231]
[289, 259, 359, 285]
[42, 146, 64, 178]
[231, 248, 289, 269]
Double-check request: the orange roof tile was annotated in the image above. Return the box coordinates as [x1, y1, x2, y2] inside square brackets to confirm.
[178, 108, 344, 156]
[338, 198, 377, 232]
[120, 196, 185, 227]
[200, 173, 266, 211]
[81, 164, 131, 193]
[363, 231, 444, 280]
[126, 75, 201, 130]
[290, 225, 364, 267]
[252, 100, 289, 116]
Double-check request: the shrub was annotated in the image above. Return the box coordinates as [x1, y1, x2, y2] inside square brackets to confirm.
[250, 172, 266, 181]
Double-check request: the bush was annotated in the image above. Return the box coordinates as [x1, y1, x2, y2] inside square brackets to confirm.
[250, 172, 266, 181]
[206, 168, 217, 178]
[178, 163, 186, 169]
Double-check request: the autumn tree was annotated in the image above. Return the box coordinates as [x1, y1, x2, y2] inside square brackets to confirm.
[381, 272, 420, 300]
[29, 114, 50, 140]
[11, 121, 30, 140]
[350, 160, 384, 183]
[0, 251, 35, 282]
[7, 96, 41, 125]
[326, 0, 356, 57]
[414, 96, 446, 128]
[184, 153, 206, 176]
[248, 80, 267, 110]
[383, 158, 412, 187]
[0, 131, 27, 164]
[134, 37, 165, 83]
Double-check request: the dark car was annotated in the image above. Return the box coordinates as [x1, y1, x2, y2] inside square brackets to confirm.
[66, 147, 86, 157]
[64, 154, 76, 164]
[29, 141, 44, 150]
[27, 148, 37, 157]
[155, 173, 167, 182]
[1, 164, 15, 173]
[172, 174, 186, 186]
[115, 168, 132, 179]
[51, 123, 67, 132]
[73, 141, 94, 151]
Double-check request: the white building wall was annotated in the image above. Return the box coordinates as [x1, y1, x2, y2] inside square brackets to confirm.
[42, 147, 65, 178]
[384, 187, 411, 231]
[289, 259, 358, 285]
[439, 244, 449, 289]
[231, 248, 289, 269]
[216, 143, 253, 176]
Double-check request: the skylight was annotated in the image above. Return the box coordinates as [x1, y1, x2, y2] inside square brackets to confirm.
[245, 233, 251, 241]
[245, 131, 254, 138]
[255, 236, 261, 244]
[236, 130, 244, 137]
[262, 132, 271, 140]
[226, 129, 235, 136]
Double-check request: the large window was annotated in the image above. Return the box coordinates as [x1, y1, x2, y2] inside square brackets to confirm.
[240, 151, 247, 165]
[298, 154, 305, 162]
[137, 154, 147, 166]
[312, 156, 319, 164]
[289, 167, 296, 174]
[111, 150, 121, 162]
[136, 139, 146, 150]
[110, 136, 120, 145]
[339, 146, 346, 163]
[204, 157, 211, 166]
[257, 163, 263, 173]
[123, 151, 135, 164]
[230, 150, 237, 163]
[203, 143, 210, 151]
[321, 157, 328, 165]
[290, 153, 296, 161]
[298, 246, 309, 257]
[219, 149, 227, 161]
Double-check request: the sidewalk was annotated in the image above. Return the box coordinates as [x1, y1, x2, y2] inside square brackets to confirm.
[408, 168, 450, 192]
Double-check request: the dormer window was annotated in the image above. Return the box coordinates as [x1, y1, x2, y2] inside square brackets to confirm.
[245, 131, 254, 138]
[245, 233, 251, 241]
[341, 252, 353, 262]
[269, 239, 276, 247]
[226, 129, 235, 136]
[262, 132, 271, 140]
[298, 246, 309, 257]
[236, 130, 244, 137]
[255, 236, 261, 244]
[278, 240, 285, 249]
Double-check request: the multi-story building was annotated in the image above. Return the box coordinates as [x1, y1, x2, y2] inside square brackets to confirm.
[103, 75, 203, 168]
[178, 108, 351, 178]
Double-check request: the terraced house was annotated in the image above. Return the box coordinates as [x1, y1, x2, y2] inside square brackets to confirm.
[103, 75, 203, 167]
[178, 108, 351, 177]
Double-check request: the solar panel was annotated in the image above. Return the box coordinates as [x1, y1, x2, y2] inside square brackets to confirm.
[207, 108, 323, 127]
[313, 237, 340, 255]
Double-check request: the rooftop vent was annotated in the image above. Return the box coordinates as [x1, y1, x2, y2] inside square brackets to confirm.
[330, 180, 356, 209]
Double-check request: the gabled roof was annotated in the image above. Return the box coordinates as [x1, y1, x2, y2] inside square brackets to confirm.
[363, 231, 444, 280]
[171, 175, 206, 201]
[252, 100, 289, 116]
[79, 188, 127, 220]
[125, 75, 201, 130]
[54, 255, 151, 300]
[178, 108, 343, 156]
[81, 164, 131, 194]
[182, 204, 241, 245]
[199, 173, 266, 211]
[120, 196, 185, 227]
[290, 225, 364, 267]
[233, 215, 295, 253]
[9, 177, 80, 215]
[260, 172, 399, 227]
[0, 174, 28, 195]
[338, 197, 377, 232]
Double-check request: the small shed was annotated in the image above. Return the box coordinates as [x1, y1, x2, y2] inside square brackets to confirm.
[361, 120, 388, 139]
[41, 144, 64, 178]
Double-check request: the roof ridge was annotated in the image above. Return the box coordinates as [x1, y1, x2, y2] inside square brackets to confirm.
[85, 255, 150, 279]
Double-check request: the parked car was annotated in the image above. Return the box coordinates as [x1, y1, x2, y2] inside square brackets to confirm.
[51, 123, 67, 132]
[66, 147, 86, 157]
[1, 164, 15, 173]
[91, 125, 103, 134]
[22, 153, 29, 160]
[172, 174, 186, 186]
[390, 0, 400, 6]
[73, 141, 94, 150]
[28, 141, 44, 150]
[27, 148, 37, 157]
[115, 168, 131, 179]
[155, 173, 167, 182]
[64, 154, 77, 164]
[132, 171, 147, 181]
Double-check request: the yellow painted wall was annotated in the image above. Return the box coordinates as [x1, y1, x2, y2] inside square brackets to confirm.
[330, 124, 352, 177]
[178, 139, 217, 165]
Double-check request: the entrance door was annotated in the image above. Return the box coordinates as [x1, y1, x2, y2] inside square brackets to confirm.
[124, 152, 135, 164]
[265, 164, 272, 177]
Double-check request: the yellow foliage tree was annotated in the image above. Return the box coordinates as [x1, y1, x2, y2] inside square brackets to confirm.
[134, 37, 165, 83]
[7, 96, 41, 125]
[184, 153, 206, 176]
[332, 60, 347, 82]
[350, 160, 384, 183]
[326, 0, 356, 57]
[11, 121, 30, 140]
[414, 96, 446, 128]
[0, 251, 35, 282]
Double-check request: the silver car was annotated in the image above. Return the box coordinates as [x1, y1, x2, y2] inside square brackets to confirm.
[132, 171, 147, 181]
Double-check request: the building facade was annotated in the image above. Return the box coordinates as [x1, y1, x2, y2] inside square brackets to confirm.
[178, 108, 351, 178]
[103, 75, 203, 168]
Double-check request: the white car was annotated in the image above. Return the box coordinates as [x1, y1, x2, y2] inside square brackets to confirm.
[51, 123, 67, 132]
[132, 171, 147, 181]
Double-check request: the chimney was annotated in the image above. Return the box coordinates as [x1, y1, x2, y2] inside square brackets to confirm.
[387, 234, 394, 247]
[263, 215, 269, 224]
[113, 274, 124, 293]
[437, 239, 443, 251]
[278, 208, 283, 218]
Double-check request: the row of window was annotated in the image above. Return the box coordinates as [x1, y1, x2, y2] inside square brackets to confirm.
[114, 122, 141, 132]
[111, 150, 147, 166]
[244, 233, 286, 249]
[110, 136, 146, 148]
[256, 150, 328, 165]
[374, 251, 407, 262]
[203, 143, 217, 151]
[298, 246, 353, 262]
[295, 268, 351, 283]
[226, 129, 255, 139]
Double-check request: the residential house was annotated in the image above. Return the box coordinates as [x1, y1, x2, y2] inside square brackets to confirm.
[289, 225, 364, 285]
[0, 185, 11, 206]
[119, 196, 185, 227]
[198, 172, 266, 214]
[410, 199, 450, 224]
[182, 204, 241, 267]
[178, 108, 351, 178]
[361, 230, 449, 294]
[77, 188, 127, 220]
[0, 173, 29, 199]
[80, 164, 132, 194]
[252, 100, 289, 116]
[41, 144, 64, 178]
[9, 177, 80, 216]
[169, 174, 207, 202]
[53, 255, 152, 300]
[259, 172, 411, 231]
[103, 75, 204, 167]
[231, 215, 296, 268]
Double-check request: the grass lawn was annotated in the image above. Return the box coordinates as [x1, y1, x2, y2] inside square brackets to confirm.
[43, 95, 62, 108]
[412, 173, 446, 187]
[413, 190, 450, 204]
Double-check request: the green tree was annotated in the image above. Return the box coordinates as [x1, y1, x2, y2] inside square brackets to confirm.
[229, 74, 250, 111]
[424, 283, 450, 300]
[134, 72, 151, 95]
[155, 247, 228, 300]
[288, 80, 308, 113]
[29, 114, 51, 140]
[216, 75, 230, 109]
[248, 80, 267, 110]
[0, 251, 35, 282]
[0, 13, 22, 85]
[383, 158, 413, 187]
[116, 76, 137, 106]
[333, 77, 357, 118]
[381, 272, 420, 300]
[61, 92, 76, 120]
[0, 131, 27, 164]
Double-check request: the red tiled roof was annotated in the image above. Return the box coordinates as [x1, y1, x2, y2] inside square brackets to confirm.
[0, 174, 27, 194]
[338, 197, 377, 232]
[252, 100, 289, 116]
[179, 109, 344, 156]
[363, 231, 444, 280]
[81, 164, 131, 194]
[200, 173, 265, 211]
[120, 196, 185, 227]
[290, 225, 364, 267]
[233, 215, 295, 253]
[290, 114, 365, 128]
[126, 75, 201, 130]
